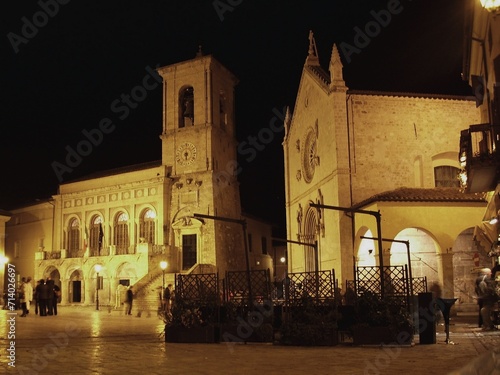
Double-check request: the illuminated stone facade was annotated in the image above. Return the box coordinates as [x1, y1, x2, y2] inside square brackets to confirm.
[4, 55, 273, 309]
[283, 34, 487, 308]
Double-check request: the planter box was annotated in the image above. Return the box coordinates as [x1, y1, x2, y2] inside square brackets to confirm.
[353, 326, 413, 346]
[219, 323, 274, 343]
[165, 325, 219, 343]
[280, 327, 339, 346]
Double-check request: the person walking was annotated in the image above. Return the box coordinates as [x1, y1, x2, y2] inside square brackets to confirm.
[163, 284, 172, 314]
[34, 280, 40, 315]
[46, 279, 55, 315]
[37, 279, 50, 316]
[126, 286, 134, 315]
[19, 278, 28, 317]
[53, 283, 61, 315]
[25, 277, 33, 315]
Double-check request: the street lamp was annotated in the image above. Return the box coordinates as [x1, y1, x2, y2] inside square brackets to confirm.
[481, 0, 500, 14]
[95, 264, 102, 310]
[0, 256, 8, 307]
[160, 261, 168, 290]
[279, 256, 288, 302]
[279, 256, 286, 278]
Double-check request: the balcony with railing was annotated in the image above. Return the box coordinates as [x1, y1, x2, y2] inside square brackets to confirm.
[459, 123, 500, 193]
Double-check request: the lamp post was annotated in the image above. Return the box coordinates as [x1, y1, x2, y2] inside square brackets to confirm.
[95, 264, 102, 311]
[279, 255, 286, 279]
[160, 261, 168, 290]
[309, 203, 385, 297]
[280, 256, 288, 302]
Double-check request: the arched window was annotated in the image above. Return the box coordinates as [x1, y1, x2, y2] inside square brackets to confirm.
[114, 212, 129, 255]
[139, 208, 156, 244]
[434, 166, 460, 187]
[179, 86, 194, 128]
[89, 215, 103, 256]
[68, 218, 80, 257]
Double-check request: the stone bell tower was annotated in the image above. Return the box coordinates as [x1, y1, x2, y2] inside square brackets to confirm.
[157, 52, 245, 275]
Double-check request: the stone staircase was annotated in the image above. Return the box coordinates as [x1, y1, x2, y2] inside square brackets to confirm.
[133, 261, 216, 317]
[134, 269, 175, 317]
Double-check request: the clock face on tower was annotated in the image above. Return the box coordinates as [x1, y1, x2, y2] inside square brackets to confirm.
[176, 142, 197, 166]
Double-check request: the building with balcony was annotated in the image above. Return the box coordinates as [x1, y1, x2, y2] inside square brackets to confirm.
[460, 1, 500, 267]
[460, 0, 500, 194]
[4, 54, 274, 310]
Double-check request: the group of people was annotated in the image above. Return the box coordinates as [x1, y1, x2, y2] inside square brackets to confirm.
[18, 277, 61, 317]
[475, 267, 499, 331]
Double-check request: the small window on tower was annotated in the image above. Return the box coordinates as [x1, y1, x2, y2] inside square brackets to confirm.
[219, 90, 227, 129]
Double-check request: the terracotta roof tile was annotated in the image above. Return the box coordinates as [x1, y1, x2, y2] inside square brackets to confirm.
[353, 187, 487, 209]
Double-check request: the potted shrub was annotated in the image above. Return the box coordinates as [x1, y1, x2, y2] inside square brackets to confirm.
[279, 296, 339, 346]
[351, 291, 413, 345]
[164, 299, 219, 343]
[219, 301, 274, 343]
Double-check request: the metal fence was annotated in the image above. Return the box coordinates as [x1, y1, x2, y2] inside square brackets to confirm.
[175, 272, 219, 304]
[224, 269, 272, 305]
[285, 270, 336, 305]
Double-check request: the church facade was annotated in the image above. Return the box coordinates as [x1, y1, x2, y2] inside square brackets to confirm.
[283, 33, 489, 309]
[4, 55, 273, 309]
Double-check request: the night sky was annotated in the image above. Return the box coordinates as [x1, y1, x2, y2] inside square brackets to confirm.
[1, 0, 472, 229]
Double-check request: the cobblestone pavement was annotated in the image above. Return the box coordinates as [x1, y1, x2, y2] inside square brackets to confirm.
[1, 306, 499, 375]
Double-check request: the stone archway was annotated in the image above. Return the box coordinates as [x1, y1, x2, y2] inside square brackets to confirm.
[452, 227, 490, 308]
[68, 269, 83, 304]
[41, 266, 62, 302]
[114, 262, 138, 308]
[356, 228, 377, 267]
[392, 228, 440, 281]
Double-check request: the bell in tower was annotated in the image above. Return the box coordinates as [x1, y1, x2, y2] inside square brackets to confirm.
[181, 86, 194, 127]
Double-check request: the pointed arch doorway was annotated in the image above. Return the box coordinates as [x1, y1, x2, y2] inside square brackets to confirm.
[302, 207, 319, 272]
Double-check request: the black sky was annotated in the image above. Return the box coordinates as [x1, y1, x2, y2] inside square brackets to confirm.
[0, 0, 472, 229]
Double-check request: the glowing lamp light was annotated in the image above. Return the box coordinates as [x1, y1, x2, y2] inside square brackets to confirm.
[459, 152, 467, 167]
[480, 0, 500, 13]
[160, 261, 168, 290]
[280, 256, 286, 263]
